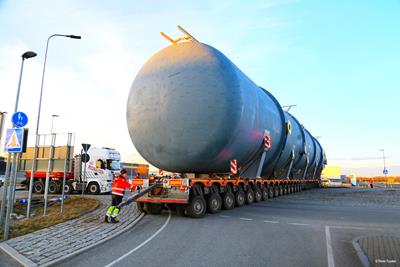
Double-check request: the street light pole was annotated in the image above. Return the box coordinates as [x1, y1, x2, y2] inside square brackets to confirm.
[27, 34, 81, 218]
[1, 51, 37, 239]
[50, 114, 59, 134]
[379, 149, 387, 179]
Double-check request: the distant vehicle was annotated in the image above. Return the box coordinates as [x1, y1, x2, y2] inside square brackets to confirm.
[321, 177, 343, 187]
[23, 147, 121, 195]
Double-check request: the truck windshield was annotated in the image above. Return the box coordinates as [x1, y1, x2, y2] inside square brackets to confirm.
[106, 160, 121, 170]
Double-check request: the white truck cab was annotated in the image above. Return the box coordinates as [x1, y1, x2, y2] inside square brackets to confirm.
[80, 147, 121, 194]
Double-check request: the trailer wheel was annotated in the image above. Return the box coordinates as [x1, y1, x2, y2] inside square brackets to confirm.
[254, 187, 262, 202]
[144, 203, 163, 215]
[279, 184, 284, 196]
[88, 182, 100, 194]
[176, 205, 186, 217]
[187, 195, 206, 218]
[136, 202, 145, 213]
[48, 181, 59, 194]
[235, 189, 245, 207]
[245, 188, 255, 204]
[63, 181, 74, 194]
[274, 185, 280, 197]
[268, 186, 274, 198]
[222, 192, 235, 210]
[283, 185, 288, 195]
[261, 187, 268, 201]
[206, 193, 222, 213]
[33, 180, 45, 194]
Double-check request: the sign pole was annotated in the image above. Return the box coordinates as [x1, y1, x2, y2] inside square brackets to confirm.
[43, 133, 56, 216]
[3, 153, 17, 240]
[61, 133, 72, 212]
[0, 153, 12, 227]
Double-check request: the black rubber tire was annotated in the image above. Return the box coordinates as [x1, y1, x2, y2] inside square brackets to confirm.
[176, 205, 186, 217]
[136, 202, 145, 213]
[279, 184, 284, 196]
[254, 187, 262, 202]
[222, 192, 235, 210]
[235, 189, 246, 207]
[268, 186, 274, 198]
[88, 182, 100, 195]
[144, 203, 163, 215]
[33, 180, 45, 194]
[283, 185, 288, 195]
[48, 181, 59, 194]
[206, 193, 222, 213]
[245, 188, 255, 204]
[187, 195, 206, 218]
[261, 187, 268, 201]
[63, 181, 74, 194]
[274, 185, 279, 197]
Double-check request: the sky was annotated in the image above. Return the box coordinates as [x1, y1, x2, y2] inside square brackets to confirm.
[0, 0, 399, 176]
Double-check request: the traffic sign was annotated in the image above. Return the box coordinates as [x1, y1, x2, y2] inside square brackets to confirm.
[11, 112, 28, 128]
[82, 143, 91, 153]
[4, 128, 24, 152]
[81, 153, 90, 163]
[383, 169, 388, 175]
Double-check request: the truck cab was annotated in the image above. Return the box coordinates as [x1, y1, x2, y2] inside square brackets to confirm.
[80, 147, 121, 194]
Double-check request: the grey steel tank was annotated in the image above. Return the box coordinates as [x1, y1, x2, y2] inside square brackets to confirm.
[127, 41, 325, 178]
[127, 42, 286, 174]
[273, 111, 306, 178]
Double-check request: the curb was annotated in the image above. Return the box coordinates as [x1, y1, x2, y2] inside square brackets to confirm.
[0, 242, 37, 267]
[43, 212, 145, 267]
[352, 236, 370, 267]
[0, 212, 145, 267]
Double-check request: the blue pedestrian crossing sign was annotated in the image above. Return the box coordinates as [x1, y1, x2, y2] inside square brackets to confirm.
[12, 111, 28, 128]
[4, 128, 24, 153]
[383, 169, 388, 175]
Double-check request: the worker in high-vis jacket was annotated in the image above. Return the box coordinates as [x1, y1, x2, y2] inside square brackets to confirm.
[105, 169, 133, 223]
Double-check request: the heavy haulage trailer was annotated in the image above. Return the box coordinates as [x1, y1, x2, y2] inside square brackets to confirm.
[126, 27, 327, 218]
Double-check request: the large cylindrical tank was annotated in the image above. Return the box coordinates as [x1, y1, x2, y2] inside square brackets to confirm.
[273, 112, 305, 178]
[127, 41, 326, 178]
[127, 42, 286, 174]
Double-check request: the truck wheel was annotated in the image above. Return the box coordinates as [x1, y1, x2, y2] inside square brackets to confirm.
[88, 182, 100, 194]
[268, 186, 274, 198]
[254, 188, 262, 202]
[145, 203, 163, 215]
[176, 205, 186, 217]
[136, 202, 145, 213]
[279, 185, 284, 196]
[187, 195, 206, 218]
[235, 189, 245, 207]
[274, 185, 280, 197]
[283, 185, 288, 195]
[222, 192, 235, 210]
[261, 187, 268, 201]
[63, 181, 74, 194]
[245, 188, 255, 204]
[206, 193, 222, 213]
[48, 181, 59, 194]
[33, 180, 44, 194]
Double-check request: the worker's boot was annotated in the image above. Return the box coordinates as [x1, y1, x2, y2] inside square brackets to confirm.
[110, 217, 119, 223]
[104, 215, 110, 223]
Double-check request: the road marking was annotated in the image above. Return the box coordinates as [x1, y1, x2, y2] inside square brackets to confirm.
[263, 220, 280, 224]
[239, 217, 253, 221]
[219, 215, 231, 218]
[325, 225, 335, 267]
[288, 222, 310, 226]
[104, 210, 172, 267]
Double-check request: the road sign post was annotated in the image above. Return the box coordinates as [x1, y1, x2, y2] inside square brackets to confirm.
[81, 144, 91, 197]
[43, 133, 56, 216]
[61, 133, 73, 213]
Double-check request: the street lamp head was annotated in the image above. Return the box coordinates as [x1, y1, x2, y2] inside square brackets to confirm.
[22, 51, 37, 59]
[66, 35, 81, 39]
[52, 114, 59, 118]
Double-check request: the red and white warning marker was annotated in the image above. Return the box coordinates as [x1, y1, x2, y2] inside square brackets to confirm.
[158, 169, 164, 176]
[230, 159, 238, 174]
[264, 135, 272, 149]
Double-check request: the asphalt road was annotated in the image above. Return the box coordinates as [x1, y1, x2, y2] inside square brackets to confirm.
[52, 188, 400, 267]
